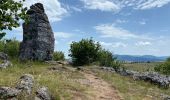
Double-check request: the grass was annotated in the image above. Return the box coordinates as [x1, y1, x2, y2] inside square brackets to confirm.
[122, 62, 163, 72]
[0, 60, 89, 100]
[91, 66, 170, 100]
[1, 61, 170, 100]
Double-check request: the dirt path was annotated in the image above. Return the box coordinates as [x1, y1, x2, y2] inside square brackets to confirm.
[81, 71, 122, 100]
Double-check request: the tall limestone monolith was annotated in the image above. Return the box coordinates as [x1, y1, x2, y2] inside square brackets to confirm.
[19, 3, 55, 61]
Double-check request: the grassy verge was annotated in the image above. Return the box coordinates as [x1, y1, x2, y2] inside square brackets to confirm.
[122, 62, 162, 72]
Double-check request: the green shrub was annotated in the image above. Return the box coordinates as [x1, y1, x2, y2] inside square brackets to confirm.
[154, 57, 170, 75]
[69, 38, 101, 66]
[0, 38, 20, 58]
[97, 49, 113, 66]
[53, 51, 65, 61]
[69, 38, 121, 67]
[97, 49, 121, 69]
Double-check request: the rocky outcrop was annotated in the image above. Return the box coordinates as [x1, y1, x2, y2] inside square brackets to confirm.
[19, 3, 55, 61]
[0, 87, 20, 99]
[35, 87, 53, 100]
[0, 52, 12, 69]
[100, 67, 170, 88]
[16, 74, 34, 94]
[0, 74, 53, 100]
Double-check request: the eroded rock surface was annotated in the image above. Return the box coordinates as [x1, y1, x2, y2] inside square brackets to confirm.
[16, 74, 34, 94]
[35, 87, 53, 100]
[0, 87, 20, 99]
[19, 3, 55, 61]
[101, 67, 170, 88]
[0, 52, 12, 69]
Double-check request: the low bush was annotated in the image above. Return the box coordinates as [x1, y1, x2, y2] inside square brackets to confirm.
[155, 57, 170, 75]
[53, 51, 65, 61]
[0, 38, 20, 58]
[97, 49, 120, 69]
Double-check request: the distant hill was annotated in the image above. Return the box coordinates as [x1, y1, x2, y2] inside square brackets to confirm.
[115, 55, 169, 62]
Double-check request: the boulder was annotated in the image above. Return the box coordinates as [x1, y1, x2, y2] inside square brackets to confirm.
[19, 3, 55, 61]
[0, 87, 20, 99]
[132, 72, 170, 88]
[35, 87, 53, 100]
[100, 67, 115, 73]
[16, 74, 34, 94]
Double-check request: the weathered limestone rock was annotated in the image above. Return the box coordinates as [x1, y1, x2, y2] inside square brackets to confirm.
[16, 74, 34, 94]
[0, 52, 12, 69]
[0, 87, 20, 99]
[0, 74, 55, 99]
[35, 87, 53, 100]
[19, 3, 55, 61]
[100, 66, 170, 88]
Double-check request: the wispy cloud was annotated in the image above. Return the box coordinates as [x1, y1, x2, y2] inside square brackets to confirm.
[95, 24, 138, 39]
[70, 7, 82, 12]
[136, 0, 170, 10]
[95, 23, 154, 40]
[81, 0, 120, 12]
[115, 19, 128, 24]
[135, 41, 152, 46]
[14, 0, 68, 22]
[81, 0, 170, 12]
[139, 21, 146, 25]
[139, 19, 147, 25]
[54, 32, 73, 39]
[100, 41, 127, 48]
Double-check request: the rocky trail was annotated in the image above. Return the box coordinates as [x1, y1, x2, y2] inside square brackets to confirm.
[79, 70, 122, 100]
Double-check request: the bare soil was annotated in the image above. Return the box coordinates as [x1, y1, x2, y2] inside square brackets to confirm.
[80, 70, 122, 100]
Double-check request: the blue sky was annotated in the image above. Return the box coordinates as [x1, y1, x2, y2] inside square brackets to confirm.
[6, 0, 170, 57]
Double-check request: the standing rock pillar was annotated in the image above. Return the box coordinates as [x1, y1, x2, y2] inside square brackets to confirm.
[19, 3, 55, 61]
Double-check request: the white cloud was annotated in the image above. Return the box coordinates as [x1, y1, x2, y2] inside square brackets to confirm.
[14, 0, 68, 22]
[70, 7, 82, 12]
[81, 0, 170, 12]
[139, 20, 146, 25]
[100, 42, 113, 46]
[135, 41, 152, 46]
[81, 0, 120, 12]
[136, 0, 170, 10]
[95, 24, 138, 39]
[95, 23, 154, 40]
[112, 42, 127, 48]
[13, 26, 22, 32]
[54, 32, 73, 39]
[100, 41, 127, 48]
[115, 19, 128, 24]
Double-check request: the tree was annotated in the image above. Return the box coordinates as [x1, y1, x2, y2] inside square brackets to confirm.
[69, 38, 101, 66]
[0, 0, 27, 39]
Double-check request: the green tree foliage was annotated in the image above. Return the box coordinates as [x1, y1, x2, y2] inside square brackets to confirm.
[53, 51, 65, 61]
[69, 38, 121, 67]
[97, 49, 113, 66]
[0, 0, 27, 39]
[155, 57, 170, 75]
[69, 38, 101, 66]
[0, 38, 20, 58]
[97, 49, 120, 69]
